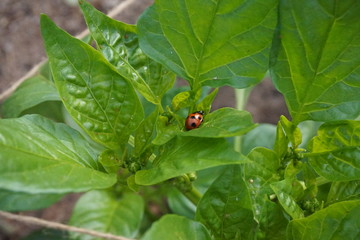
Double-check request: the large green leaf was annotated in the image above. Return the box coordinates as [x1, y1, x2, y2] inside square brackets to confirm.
[141, 214, 211, 240]
[271, 0, 360, 123]
[69, 190, 144, 239]
[307, 120, 360, 181]
[287, 200, 360, 240]
[40, 14, 144, 149]
[196, 165, 255, 240]
[0, 189, 63, 211]
[167, 188, 196, 219]
[0, 115, 116, 193]
[270, 179, 304, 219]
[135, 136, 248, 185]
[244, 148, 288, 239]
[1, 76, 60, 118]
[79, 0, 175, 104]
[133, 108, 158, 157]
[138, 0, 278, 89]
[241, 124, 276, 155]
[180, 108, 256, 138]
[327, 181, 360, 205]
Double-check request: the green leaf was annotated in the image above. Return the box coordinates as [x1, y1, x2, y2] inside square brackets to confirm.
[79, 0, 175, 104]
[21, 101, 64, 122]
[287, 200, 360, 240]
[40, 14, 144, 149]
[241, 123, 276, 155]
[196, 165, 255, 240]
[274, 120, 289, 158]
[141, 214, 211, 240]
[180, 108, 256, 138]
[280, 115, 302, 148]
[0, 115, 116, 193]
[98, 149, 120, 174]
[135, 136, 248, 185]
[38, 61, 52, 80]
[1, 76, 60, 118]
[327, 181, 360, 205]
[133, 108, 158, 157]
[0, 189, 63, 211]
[298, 120, 322, 148]
[308, 120, 360, 181]
[171, 91, 192, 112]
[270, 179, 304, 219]
[271, 0, 360, 123]
[69, 190, 144, 239]
[167, 188, 196, 219]
[284, 160, 303, 180]
[245, 148, 281, 191]
[245, 148, 288, 240]
[195, 88, 219, 115]
[152, 115, 181, 145]
[138, 0, 278, 89]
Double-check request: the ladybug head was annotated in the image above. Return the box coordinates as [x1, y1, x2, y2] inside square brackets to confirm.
[193, 110, 204, 115]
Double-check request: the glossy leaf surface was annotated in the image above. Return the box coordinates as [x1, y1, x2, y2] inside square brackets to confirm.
[196, 165, 255, 239]
[152, 116, 181, 145]
[1, 76, 60, 118]
[0, 115, 116, 193]
[271, 0, 360, 123]
[287, 200, 360, 240]
[141, 214, 211, 240]
[41, 14, 144, 149]
[327, 181, 360, 204]
[79, 0, 175, 104]
[138, 0, 278, 89]
[69, 190, 144, 239]
[308, 120, 360, 181]
[271, 179, 304, 219]
[180, 108, 256, 138]
[245, 148, 288, 239]
[135, 136, 248, 185]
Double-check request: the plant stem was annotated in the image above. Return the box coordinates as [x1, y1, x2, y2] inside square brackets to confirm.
[234, 87, 252, 152]
[179, 185, 203, 206]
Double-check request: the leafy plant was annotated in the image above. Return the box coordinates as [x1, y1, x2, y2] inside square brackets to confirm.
[1, 0, 359, 239]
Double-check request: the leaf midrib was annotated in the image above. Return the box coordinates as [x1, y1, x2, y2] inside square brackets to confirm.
[191, 0, 220, 87]
[289, 1, 339, 122]
[91, 20, 158, 104]
[55, 40, 117, 136]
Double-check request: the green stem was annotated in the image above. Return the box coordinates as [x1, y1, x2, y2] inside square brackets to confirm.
[178, 185, 203, 206]
[234, 87, 252, 152]
[157, 103, 164, 114]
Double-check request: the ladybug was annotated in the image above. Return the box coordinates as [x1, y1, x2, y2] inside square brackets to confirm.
[185, 111, 204, 130]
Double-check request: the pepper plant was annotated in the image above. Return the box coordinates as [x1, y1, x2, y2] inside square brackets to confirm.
[1, 0, 360, 239]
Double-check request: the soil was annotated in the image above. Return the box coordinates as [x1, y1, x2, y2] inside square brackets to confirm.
[0, 1, 289, 239]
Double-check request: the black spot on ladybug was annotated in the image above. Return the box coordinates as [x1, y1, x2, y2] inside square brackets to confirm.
[191, 123, 197, 127]
[190, 116, 196, 119]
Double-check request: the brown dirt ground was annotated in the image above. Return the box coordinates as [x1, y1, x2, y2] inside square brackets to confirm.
[0, 0, 289, 239]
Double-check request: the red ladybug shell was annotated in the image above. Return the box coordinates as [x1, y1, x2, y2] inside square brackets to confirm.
[185, 111, 204, 130]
